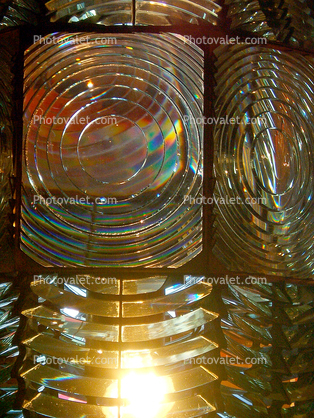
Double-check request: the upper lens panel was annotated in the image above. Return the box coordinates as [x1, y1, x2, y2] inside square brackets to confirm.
[22, 33, 204, 267]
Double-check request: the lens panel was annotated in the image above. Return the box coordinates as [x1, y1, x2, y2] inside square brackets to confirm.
[22, 33, 204, 267]
[213, 45, 314, 278]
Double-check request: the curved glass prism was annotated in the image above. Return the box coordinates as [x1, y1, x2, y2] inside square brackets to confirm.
[0, 280, 20, 416]
[46, 0, 133, 25]
[22, 274, 220, 418]
[225, 0, 314, 50]
[213, 45, 314, 278]
[22, 32, 204, 267]
[45, 0, 221, 26]
[221, 282, 314, 417]
[0, 0, 42, 30]
[135, 0, 221, 26]
[225, 0, 275, 39]
[285, 0, 314, 50]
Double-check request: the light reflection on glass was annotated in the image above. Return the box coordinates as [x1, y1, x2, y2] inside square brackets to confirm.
[45, 0, 221, 26]
[22, 274, 219, 417]
[213, 45, 314, 278]
[22, 32, 204, 267]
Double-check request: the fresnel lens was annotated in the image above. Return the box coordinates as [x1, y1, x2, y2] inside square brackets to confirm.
[20, 22, 221, 418]
[0, 1, 313, 418]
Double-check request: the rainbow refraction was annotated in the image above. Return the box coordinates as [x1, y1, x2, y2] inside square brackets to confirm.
[22, 33, 204, 267]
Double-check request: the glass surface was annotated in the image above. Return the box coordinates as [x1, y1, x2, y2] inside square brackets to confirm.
[28, 276, 213, 320]
[122, 276, 167, 295]
[0, 279, 20, 417]
[22, 273, 220, 417]
[221, 282, 314, 418]
[30, 279, 120, 317]
[285, 0, 314, 50]
[122, 308, 217, 342]
[45, 0, 221, 25]
[225, 0, 314, 50]
[24, 392, 215, 418]
[22, 32, 203, 267]
[229, 7, 272, 33]
[136, 0, 221, 26]
[0, 0, 41, 29]
[121, 336, 218, 368]
[22, 364, 119, 397]
[121, 395, 215, 418]
[24, 334, 120, 369]
[122, 282, 213, 317]
[46, 0, 133, 25]
[225, 0, 287, 40]
[22, 363, 216, 399]
[23, 393, 119, 418]
[23, 305, 119, 341]
[213, 45, 314, 278]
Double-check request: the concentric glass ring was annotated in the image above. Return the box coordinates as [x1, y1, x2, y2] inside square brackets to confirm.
[22, 33, 204, 267]
[213, 45, 314, 278]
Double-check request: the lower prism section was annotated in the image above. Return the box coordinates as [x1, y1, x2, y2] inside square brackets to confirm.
[20, 274, 223, 418]
[220, 282, 314, 418]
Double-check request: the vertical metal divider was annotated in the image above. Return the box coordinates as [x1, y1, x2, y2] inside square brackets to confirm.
[220, 0, 232, 32]
[132, 0, 136, 26]
[12, 28, 25, 271]
[202, 40, 218, 271]
[202, 40, 228, 414]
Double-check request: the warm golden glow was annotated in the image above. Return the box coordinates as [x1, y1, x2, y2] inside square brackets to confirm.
[121, 371, 173, 418]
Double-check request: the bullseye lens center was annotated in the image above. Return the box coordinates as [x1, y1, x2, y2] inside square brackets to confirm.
[78, 116, 147, 184]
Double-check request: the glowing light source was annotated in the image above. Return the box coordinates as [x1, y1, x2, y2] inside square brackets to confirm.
[121, 372, 172, 418]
